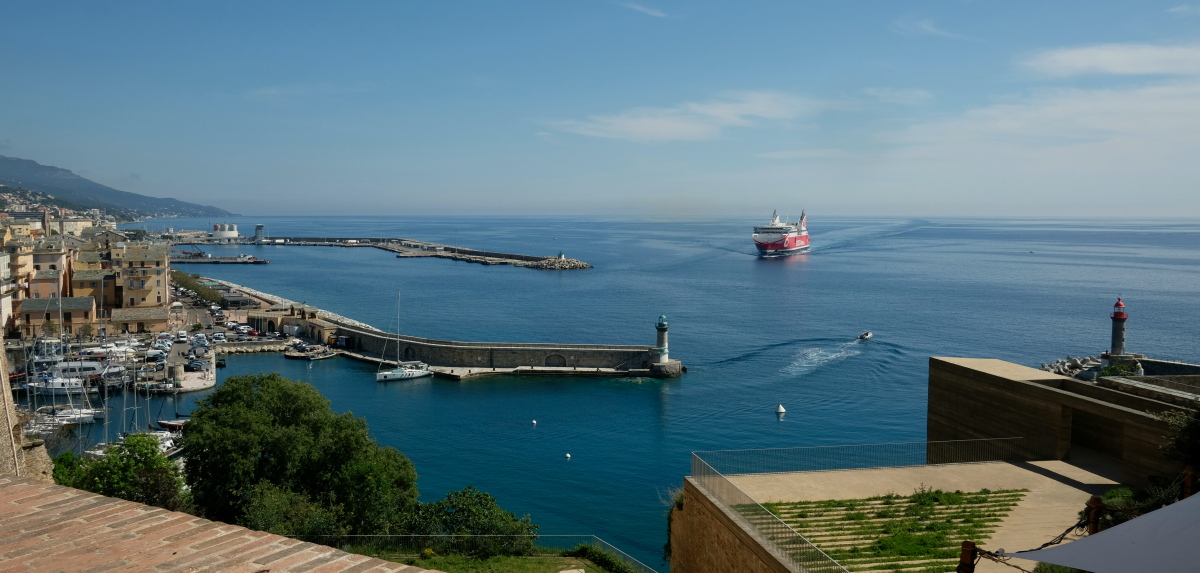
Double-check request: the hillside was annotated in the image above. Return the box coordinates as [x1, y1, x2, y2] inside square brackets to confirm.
[0, 155, 233, 219]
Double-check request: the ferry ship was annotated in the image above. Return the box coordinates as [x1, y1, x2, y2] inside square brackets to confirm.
[752, 210, 809, 256]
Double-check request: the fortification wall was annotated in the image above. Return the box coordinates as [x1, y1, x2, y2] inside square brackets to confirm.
[669, 478, 796, 573]
[928, 357, 1181, 486]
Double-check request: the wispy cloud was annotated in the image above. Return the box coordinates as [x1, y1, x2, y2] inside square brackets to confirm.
[1167, 5, 1200, 15]
[890, 18, 971, 40]
[553, 91, 823, 142]
[864, 87, 932, 105]
[621, 3, 668, 17]
[1023, 43, 1200, 76]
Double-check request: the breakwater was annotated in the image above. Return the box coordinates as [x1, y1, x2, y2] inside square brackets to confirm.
[250, 237, 592, 269]
[214, 279, 683, 379]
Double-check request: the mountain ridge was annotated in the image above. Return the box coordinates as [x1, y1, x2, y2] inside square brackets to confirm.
[0, 155, 234, 219]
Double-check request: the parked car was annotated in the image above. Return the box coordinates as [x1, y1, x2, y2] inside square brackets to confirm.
[184, 360, 207, 372]
[212, 332, 226, 342]
[248, 330, 259, 336]
[237, 333, 247, 342]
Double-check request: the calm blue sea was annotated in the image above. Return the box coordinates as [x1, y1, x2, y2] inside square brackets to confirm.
[107, 216, 1198, 568]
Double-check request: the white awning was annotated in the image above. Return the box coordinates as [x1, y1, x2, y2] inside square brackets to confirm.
[1013, 492, 1200, 573]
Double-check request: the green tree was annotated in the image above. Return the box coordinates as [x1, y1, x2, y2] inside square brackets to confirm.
[241, 482, 348, 539]
[41, 320, 58, 337]
[414, 486, 539, 557]
[1160, 409, 1200, 468]
[182, 373, 419, 526]
[79, 323, 94, 340]
[54, 434, 187, 511]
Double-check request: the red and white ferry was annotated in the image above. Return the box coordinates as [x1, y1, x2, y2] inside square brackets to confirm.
[752, 210, 809, 256]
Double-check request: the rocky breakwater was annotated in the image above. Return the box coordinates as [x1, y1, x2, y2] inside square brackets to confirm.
[517, 257, 593, 270]
[214, 341, 290, 355]
[1042, 355, 1104, 380]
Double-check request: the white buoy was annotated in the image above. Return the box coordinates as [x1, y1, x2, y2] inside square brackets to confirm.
[532, 420, 537, 425]
[775, 404, 786, 414]
[565, 453, 571, 460]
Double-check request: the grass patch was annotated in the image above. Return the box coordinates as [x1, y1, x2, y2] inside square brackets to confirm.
[765, 486, 1027, 573]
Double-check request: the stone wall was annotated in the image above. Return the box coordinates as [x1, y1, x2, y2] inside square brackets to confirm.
[0, 341, 53, 482]
[669, 477, 796, 573]
[332, 322, 659, 371]
[1141, 359, 1200, 376]
[928, 357, 1183, 486]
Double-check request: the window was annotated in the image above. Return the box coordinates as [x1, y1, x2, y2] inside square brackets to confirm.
[157, 295, 161, 303]
[140, 297, 146, 302]
[156, 280, 160, 286]
[24, 314, 29, 322]
[84, 311, 89, 319]
[64, 312, 71, 321]
[90, 282, 96, 288]
[33, 293, 40, 299]
[129, 297, 135, 305]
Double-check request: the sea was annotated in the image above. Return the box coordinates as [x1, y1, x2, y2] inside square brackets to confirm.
[63, 216, 1200, 568]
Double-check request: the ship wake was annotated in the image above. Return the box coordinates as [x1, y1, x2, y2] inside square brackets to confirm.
[781, 341, 863, 377]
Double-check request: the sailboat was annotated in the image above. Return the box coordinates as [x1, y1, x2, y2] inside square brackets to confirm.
[376, 292, 432, 382]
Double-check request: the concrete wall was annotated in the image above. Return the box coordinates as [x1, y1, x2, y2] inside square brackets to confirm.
[928, 357, 1183, 486]
[333, 322, 658, 370]
[1141, 359, 1200, 376]
[670, 478, 796, 573]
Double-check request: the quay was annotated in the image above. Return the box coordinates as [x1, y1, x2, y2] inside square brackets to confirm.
[211, 279, 683, 379]
[170, 256, 268, 264]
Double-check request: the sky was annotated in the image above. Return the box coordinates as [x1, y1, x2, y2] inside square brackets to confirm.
[2, 1, 1199, 217]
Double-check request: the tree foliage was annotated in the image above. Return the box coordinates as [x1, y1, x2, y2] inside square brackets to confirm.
[53, 434, 187, 512]
[183, 373, 419, 529]
[1160, 408, 1200, 468]
[183, 373, 536, 554]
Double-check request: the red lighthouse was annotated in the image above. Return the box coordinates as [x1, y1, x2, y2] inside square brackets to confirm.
[1110, 298, 1127, 356]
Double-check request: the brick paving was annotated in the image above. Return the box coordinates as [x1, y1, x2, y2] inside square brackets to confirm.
[0, 476, 436, 573]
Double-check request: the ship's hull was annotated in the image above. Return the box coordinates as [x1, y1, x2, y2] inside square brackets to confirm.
[754, 234, 810, 256]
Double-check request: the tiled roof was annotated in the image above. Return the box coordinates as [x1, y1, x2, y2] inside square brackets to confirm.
[33, 269, 61, 280]
[16, 297, 95, 313]
[71, 269, 114, 281]
[0, 476, 432, 573]
[111, 306, 172, 321]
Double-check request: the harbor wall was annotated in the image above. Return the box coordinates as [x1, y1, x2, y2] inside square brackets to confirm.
[329, 322, 659, 370]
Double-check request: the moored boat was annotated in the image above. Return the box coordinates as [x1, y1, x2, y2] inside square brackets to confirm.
[753, 210, 810, 256]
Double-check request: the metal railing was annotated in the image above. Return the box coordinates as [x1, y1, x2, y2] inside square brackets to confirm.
[689, 438, 1054, 573]
[296, 534, 656, 573]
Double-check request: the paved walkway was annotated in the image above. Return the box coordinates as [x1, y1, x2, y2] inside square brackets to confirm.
[729, 455, 1121, 572]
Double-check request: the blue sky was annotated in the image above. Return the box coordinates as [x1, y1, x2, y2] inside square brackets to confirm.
[2, 1, 1199, 217]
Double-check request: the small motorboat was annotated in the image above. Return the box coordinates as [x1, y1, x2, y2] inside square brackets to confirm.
[858, 331, 873, 341]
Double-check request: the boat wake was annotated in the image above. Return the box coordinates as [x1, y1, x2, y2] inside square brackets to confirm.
[781, 341, 863, 377]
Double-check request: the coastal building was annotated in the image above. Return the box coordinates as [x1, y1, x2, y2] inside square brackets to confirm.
[17, 296, 96, 337]
[69, 269, 117, 314]
[110, 305, 171, 334]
